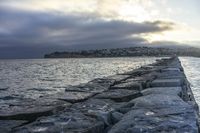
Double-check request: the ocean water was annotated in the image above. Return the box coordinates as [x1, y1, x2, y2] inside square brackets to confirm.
[0, 57, 157, 101]
[180, 57, 200, 106]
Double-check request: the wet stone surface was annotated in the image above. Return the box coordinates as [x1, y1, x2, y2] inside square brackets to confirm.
[0, 87, 9, 91]
[54, 91, 95, 103]
[65, 78, 115, 93]
[0, 97, 70, 121]
[0, 120, 27, 132]
[94, 89, 142, 102]
[141, 87, 182, 96]
[71, 98, 125, 126]
[13, 112, 105, 133]
[109, 94, 199, 133]
[106, 75, 130, 84]
[130, 94, 189, 108]
[108, 107, 198, 133]
[110, 81, 143, 91]
[71, 98, 123, 114]
[157, 71, 185, 78]
[161, 67, 181, 72]
[150, 79, 182, 87]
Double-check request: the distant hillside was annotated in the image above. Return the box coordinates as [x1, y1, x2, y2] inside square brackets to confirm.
[44, 47, 200, 58]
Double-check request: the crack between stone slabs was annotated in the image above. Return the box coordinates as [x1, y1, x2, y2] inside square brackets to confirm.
[0, 110, 54, 129]
[57, 92, 102, 104]
[0, 104, 68, 128]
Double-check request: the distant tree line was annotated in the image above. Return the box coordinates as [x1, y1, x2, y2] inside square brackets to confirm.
[44, 47, 200, 58]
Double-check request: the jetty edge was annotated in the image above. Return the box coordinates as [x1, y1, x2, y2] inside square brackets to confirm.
[4, 56, 200, 132]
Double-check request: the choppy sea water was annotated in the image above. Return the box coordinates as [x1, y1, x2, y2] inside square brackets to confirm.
[0, 57, 157, 101]
[180, 57, 200, 106]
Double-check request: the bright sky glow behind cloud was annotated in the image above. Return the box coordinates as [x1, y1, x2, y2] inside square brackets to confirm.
[1, 0, 200, 42]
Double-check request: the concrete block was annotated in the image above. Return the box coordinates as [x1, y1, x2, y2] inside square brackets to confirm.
[150, 79, 182, 87]
[56, 91, 95, 103]
[161, 67, 181, 73]
[110, 82, 142, 90]
[94, 89, 142, 102]
[142, 87, 182, 96]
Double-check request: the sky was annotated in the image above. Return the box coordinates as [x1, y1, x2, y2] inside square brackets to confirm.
[0, 0, 200, 58]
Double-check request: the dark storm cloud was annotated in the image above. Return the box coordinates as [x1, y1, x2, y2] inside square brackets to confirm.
[0, 7, 174, 58]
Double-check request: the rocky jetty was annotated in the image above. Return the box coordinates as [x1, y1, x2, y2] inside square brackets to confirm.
[1, 56, 199, 132]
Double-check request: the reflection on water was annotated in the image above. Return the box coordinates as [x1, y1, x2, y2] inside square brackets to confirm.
[0, 57, 157, 100]
[180, 57, 200, 106]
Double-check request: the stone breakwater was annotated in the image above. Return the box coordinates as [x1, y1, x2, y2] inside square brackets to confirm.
[0, 57, 199, 132]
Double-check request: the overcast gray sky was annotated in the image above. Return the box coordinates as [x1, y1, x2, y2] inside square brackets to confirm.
[0, 0, 200, 58]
